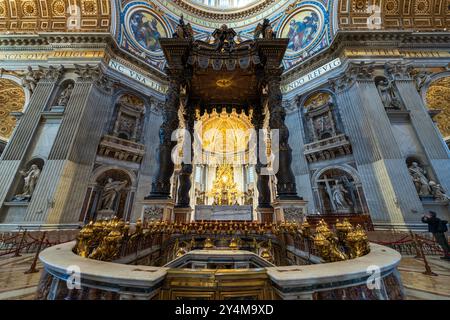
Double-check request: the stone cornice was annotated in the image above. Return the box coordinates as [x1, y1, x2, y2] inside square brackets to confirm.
[281, 30, 450, 86]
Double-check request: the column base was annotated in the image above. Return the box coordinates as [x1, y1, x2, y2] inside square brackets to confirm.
[141, 199, 174, 222]
[257, 207, 274, 223]
[173, 207, 192, 223]
[272, 198, 308, 223]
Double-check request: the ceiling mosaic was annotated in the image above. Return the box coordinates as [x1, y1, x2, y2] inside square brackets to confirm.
[114, 0, 335, 72]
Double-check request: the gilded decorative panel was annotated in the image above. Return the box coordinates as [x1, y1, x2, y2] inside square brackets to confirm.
[426, 76, 450, 138]
[0, 79, 25, 141]
[338, 0, 450, 30]
[0, 0, 110, 32]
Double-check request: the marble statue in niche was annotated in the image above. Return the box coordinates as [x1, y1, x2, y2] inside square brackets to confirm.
[408, 162, 432, 196]
[429, 181, 450, 201]
[56, 83, 74, 107]
[12, 164, 41, 201]
[316, 170, 362, 214]
[331, 181, 352, 210]
[99, 178, 128, 211]
[376, 79, 402, 110]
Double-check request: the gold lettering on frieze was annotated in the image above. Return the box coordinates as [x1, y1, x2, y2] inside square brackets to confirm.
[343, 49, 401, 57]
[344, 49, 450, 58]
[0, 50, 105, 61]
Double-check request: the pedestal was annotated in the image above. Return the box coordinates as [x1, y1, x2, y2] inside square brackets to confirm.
[141, 199, 174, 222]
[173, 207, 192, 223]
[96, 209, 115, 220]
[272, 199, 308, 223]
[257, 207, 274, 223]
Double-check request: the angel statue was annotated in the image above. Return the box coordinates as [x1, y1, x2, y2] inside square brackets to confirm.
[429, 181, 450, 201]
[408, 162, 431, 196]
[22, 66, 42, 94]
[254, 19, 276, 39]
[172, 15, 194, 40]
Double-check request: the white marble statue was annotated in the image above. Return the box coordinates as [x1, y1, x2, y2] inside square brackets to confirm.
[377, 79, 402, 109]
[429, 181, 450, 201]
[408, 162, 431, 196]
[13, 164, 41, 201]
[56, 83, 73, 107]
[99, 178, 128, 211]
[331, 182, 351, 210]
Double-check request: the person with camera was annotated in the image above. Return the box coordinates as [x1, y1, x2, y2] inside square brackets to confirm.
[422, 211, 450, 260]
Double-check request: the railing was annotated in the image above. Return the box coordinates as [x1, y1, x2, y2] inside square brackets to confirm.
[370, 231, 444, 256]
[0, 230, 78, 257]
[0, 229, 78, 274]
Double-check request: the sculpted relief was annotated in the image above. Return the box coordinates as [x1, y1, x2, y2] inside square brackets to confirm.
[407, 161, 450, 202]
[376, 78, 402, 110]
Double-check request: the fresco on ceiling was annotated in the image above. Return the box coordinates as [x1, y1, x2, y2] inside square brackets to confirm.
[114, 0, 333, 73]
[281, 10, 321, 53]
[129, 10, 167, 52]
[276, 2, 331, 69]
[118, 2, 174, 71]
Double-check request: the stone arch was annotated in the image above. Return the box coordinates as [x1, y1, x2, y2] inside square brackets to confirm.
[0, 78, 27, 143]
[10, 157, 45, 202]
[422, 73, 450, 140]
[311, 164, 367, 215]
[80, 166, 137, 222]
[298, 90, 343, 144]
[109, 92, 147, 142]
[48, 78, 75, 111]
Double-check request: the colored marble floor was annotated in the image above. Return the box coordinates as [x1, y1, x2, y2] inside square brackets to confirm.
[398, 255, 450, 300]
[0, 253, 449, 300]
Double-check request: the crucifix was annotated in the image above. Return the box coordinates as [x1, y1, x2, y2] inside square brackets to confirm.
[317, 175, 336, 212]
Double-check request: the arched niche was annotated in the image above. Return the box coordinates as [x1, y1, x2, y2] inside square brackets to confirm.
[10, 157, 45, 202]
[374, 76, 403, 111]
[48, 79, 75, 111]
[110, 93, 146, 143]
[425, 76, 450, 140]
[300, 91, 343, 144]
[311, 165, 368, 215]
[80, 166, 137, 222]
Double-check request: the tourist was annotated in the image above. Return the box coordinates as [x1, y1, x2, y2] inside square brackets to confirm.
[421, 211, 450, 260]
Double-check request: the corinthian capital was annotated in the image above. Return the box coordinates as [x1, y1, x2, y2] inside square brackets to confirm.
[329, 62, 375, 93]
[384, 62, 414, 81]
[41, 65, 65, 81]
[74, 64, 101, 81]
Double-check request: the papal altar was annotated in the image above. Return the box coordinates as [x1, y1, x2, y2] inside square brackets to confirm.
[194, 205, 253, 221]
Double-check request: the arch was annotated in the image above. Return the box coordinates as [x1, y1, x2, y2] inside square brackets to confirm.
[311, 164, 367, 215]
[0, 78, 27, 142]
[311, 164, 361, 186]
[298, 88, 336, 108]
[422, 73, 450, 139]
[89, 165, 137, 188]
